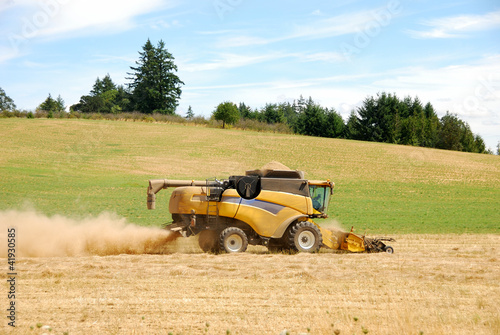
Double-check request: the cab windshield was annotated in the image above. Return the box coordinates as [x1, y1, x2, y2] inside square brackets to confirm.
[309, 185, 331, 214]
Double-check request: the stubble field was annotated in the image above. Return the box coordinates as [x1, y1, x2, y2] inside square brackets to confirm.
[5, 234, 500, 335]
[0, 118, 499, 334]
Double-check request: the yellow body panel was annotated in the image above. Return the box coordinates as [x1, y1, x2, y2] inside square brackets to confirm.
[169, 188, 314, 238]
[169, 187, 240, 218]
[252, 190, 312, 214]
[234, 203, 301, 237]
[234, 190, 311, 236]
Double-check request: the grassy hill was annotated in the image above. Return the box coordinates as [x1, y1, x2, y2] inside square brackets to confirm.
[1, 118, 498, 233]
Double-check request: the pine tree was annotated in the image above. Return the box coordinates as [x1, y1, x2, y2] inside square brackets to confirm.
[296, 95, 306, 113]
[39, 94, 58, 112]
[186, 105, 194, 119]
[261, 103, 285, 124]
[128, 39, 184, 114]
[294, 99, 327, 137]
[56, 95, 65, 112]
[344, 111, 359, 140]
[238, 102, 252, 119]
[279, 102, 297, 127]
[423, 102, 440, 148]
[91, 74, 116, 96]
[357, 95, 384, 142]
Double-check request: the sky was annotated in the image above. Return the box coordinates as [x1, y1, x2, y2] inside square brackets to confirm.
[1, 0, 499, 150]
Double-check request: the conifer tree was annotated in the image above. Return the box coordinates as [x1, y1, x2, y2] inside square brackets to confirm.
[128, 39, 184, 114]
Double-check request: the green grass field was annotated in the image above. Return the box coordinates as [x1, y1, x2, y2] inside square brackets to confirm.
[1, 118, 499, 233]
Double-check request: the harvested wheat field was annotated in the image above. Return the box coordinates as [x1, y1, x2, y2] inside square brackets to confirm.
[3, 234, 499, 335]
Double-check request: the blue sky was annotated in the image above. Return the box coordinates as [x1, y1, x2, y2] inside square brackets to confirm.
[1, 0, 499, 150]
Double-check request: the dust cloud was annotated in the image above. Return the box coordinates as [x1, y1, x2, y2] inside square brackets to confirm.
[320, 219, 346, 232]
[0, 210, 178, 257]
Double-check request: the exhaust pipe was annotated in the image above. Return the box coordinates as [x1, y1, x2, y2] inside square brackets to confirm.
[147, 193, 156, 210]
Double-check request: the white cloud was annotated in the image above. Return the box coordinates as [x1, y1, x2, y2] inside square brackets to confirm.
[150, 19, 182, 30]
[0, 46, 20, 63]
[0, 0, 15, 13]
[298, 51, 345, 63]
[6, 0, 177, 40]
[289, 10, 377, 40]
[217, 35, 270, 48]
[180, 50, 347, 73]
[0, 0, 180, 64]
[217, 5, 402, 48]
[90, 54, 137, 64]
[369, 55, 500, 111]
[196, 29, 237, 35]
[407, 10, 500, 39]
[181, 52, 296, 72]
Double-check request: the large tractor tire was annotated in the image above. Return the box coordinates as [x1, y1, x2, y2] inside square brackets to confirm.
[219, 227, 248, 253]
[198, 229, 220, 253]
[288, 221, 322, 253]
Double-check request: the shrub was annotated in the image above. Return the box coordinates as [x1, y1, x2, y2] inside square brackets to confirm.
[35, 110, 48, 118]
[235, 119, 291, 133]
[0, 110, 13, 118]
[69, 111, 81, 119]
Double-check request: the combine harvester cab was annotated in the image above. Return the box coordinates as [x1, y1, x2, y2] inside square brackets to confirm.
[147, 168, 394, 254]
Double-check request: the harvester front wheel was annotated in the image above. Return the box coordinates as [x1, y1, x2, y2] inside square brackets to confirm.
[288, 221, 322, 253]
[220, 227, 248, 253]
[198, 229, 220, 253]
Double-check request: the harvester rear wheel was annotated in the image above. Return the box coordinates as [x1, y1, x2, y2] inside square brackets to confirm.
[219, 227, 248, 253]
[288, 221, 322, 253]
[198, 230, 220, 253]
[385, 246, 394, 254]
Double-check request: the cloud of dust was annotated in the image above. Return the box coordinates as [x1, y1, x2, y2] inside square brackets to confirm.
[0, 210, 178, 257]
[320, 219, 346, 232]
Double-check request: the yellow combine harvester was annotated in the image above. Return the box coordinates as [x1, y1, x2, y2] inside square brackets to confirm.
[147, 168, 394, 254]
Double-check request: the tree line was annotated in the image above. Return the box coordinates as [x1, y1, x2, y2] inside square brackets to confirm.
[213, 94, 491, 154]
[0, 38, 497, 154]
